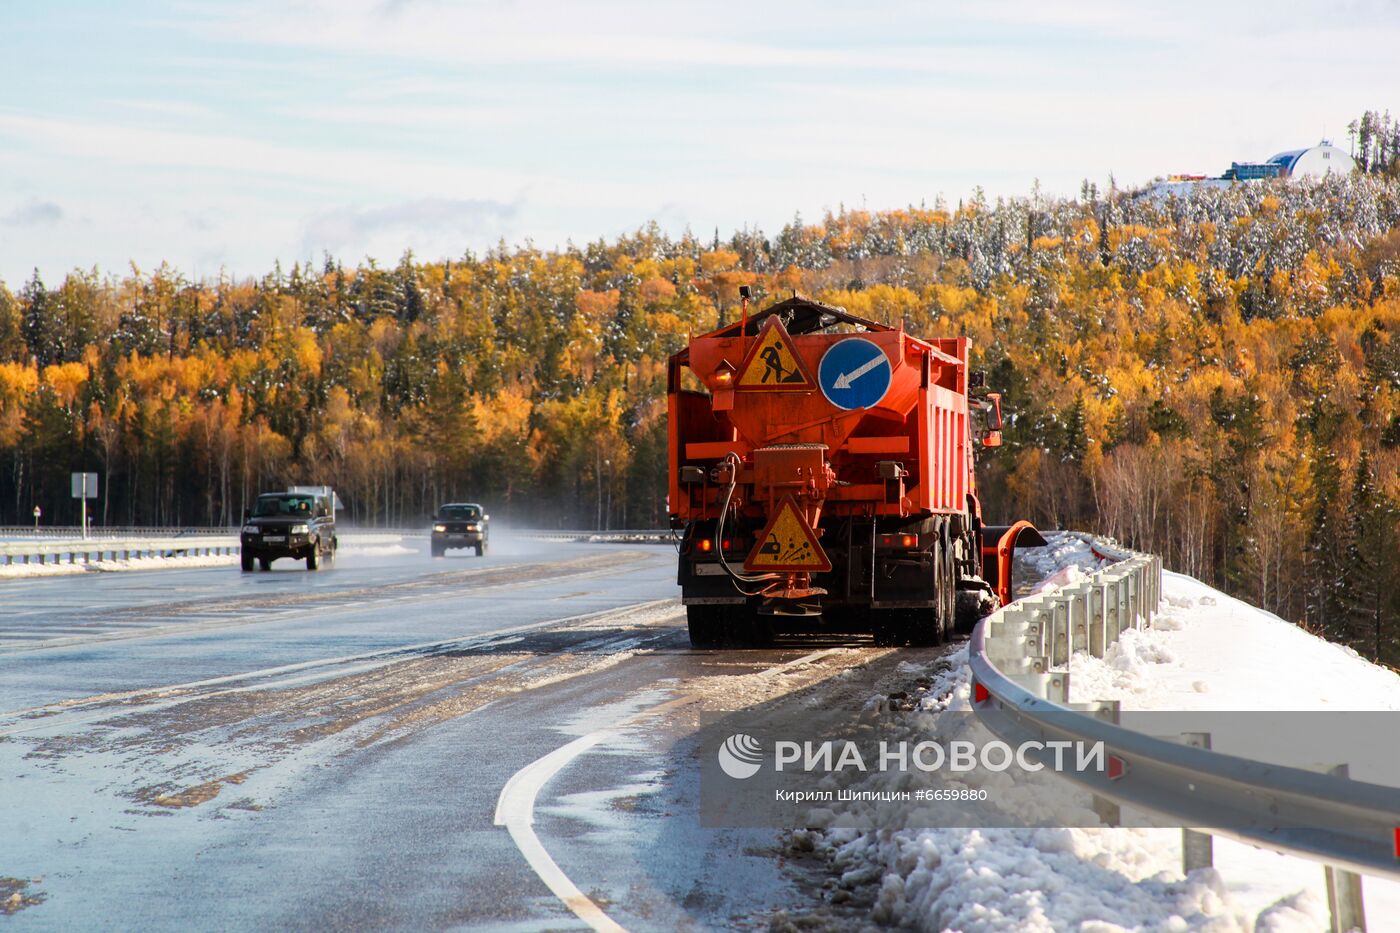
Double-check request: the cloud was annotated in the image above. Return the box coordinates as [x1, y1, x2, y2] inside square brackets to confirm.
[3, 199, 63, 226]
[0, 111, 533, 193]
[302, 196, 520, 255]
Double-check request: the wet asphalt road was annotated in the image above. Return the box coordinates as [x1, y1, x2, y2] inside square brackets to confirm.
[0, 533, 946, 930]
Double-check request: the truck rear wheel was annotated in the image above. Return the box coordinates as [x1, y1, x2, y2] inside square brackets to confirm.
[687, 605, 730, 648]
[259, 557, 272, 572]
[936, 536, 956, 643]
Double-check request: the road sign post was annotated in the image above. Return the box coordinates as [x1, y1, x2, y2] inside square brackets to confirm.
[32, 505, 40, 531]
[71, 472, 98, 541]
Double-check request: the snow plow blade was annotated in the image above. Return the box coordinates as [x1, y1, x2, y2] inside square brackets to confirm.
[981, 521, 1048, 608]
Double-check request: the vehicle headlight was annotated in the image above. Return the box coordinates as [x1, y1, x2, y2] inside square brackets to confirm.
[465, 523, 479, 531]
[291, 524, 310, 534]
[434, 524, 447, 532]
[242, 525, 259, 534]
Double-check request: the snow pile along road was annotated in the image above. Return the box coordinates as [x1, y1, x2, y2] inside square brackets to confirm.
[0, 551, 238, 578]
[811, 532, 1400, 932]
[0, 536, 417, 578]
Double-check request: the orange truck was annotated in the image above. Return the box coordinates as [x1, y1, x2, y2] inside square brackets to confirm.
[667, 293, 1043, 647]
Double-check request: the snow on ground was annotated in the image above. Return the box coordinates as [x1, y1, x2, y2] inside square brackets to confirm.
[335, 542, 416, 557]
[1021, 533, 1109, 596]
[0, 538, 414, 578]
[816, 532, 1400, 932]
[1068, 571, 1400, 713]
[0, 551, 238, 578]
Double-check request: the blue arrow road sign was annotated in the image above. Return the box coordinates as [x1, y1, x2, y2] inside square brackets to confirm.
[818, 338, 892, 411]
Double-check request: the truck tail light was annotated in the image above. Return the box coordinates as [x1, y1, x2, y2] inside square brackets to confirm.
[697, 538, 713, 553]
[879, 534, 919, 549]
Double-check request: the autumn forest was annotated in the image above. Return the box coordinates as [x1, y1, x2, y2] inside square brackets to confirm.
[4, 162, 1400, 659]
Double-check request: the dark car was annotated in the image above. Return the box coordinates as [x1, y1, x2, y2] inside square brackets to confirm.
[431, 503, 489, 557]
[241, 491, 337, 571]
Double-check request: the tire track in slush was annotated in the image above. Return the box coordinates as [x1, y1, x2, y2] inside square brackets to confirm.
[0, 550, 658, 653]
[0, 598, 681, 737]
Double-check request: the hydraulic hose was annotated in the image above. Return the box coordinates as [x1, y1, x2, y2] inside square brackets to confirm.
[712, 453, 780, 594]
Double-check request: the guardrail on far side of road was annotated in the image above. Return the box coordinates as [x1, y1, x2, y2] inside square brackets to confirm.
[0, 532, 418, 567]
[0, 536, 243, 566]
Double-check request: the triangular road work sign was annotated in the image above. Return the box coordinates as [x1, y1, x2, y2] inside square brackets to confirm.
[744, 495, 831, 572]
[736, 317, 815, 390]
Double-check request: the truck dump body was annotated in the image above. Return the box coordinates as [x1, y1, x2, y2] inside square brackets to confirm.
[667, 295, 1041, 647]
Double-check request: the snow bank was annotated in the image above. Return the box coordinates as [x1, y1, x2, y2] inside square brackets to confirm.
[1021, 532, 1108, 595]
[810, 533, 1400, 932]
[0, 552, 237, 579]
[1068, 571, 1400, 712]
[337, 543, 416, 556]
[0, 537, 416, 578]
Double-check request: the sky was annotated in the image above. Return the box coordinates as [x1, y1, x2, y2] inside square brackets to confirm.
[0, 0, 1397, 284]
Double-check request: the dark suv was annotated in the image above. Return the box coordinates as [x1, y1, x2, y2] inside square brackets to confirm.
[431, 503, 489, 557]
[241, 492, 337, 571]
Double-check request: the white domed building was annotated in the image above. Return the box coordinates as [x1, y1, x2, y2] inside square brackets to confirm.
[1267, 141, 1356, 178]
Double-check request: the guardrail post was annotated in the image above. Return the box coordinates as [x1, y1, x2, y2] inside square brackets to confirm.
[1052, 602, 1070, 666]
[1104, 576, 1117, 642]
[1090, 582, 1107, 658]
[1090, 700, 1122, 826]
[1182, 829, 1213, 874]
[1030, 608, 1047, 657]
[1070, 585, 1089, 662]
[1324, 764, 1367, 933]
[1147, 557, 1161, 622]
[1101, 579, 1115, 645]
[1176, 733, 1214, 873]
[1118, 578, 1131, 634]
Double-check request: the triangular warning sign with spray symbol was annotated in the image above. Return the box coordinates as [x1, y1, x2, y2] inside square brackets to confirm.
[736, 317, 815, 390]
[744, 495, 831, 573]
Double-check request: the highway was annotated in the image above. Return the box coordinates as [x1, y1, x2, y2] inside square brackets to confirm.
[0, 533, 949, 930]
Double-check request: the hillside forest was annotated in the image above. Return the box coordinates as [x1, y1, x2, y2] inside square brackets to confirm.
[4, 168, 1400, 661]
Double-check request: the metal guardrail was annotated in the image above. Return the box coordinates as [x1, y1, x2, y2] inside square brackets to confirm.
[514, 529, 673, 543]
[0, 526, 670, 569]
[1, 526, 671, 542]
[970, 537, 1400, 927]
[0, 526, 426, 539]
[0, 525, 232, 539]
[0, 532, 411, 567]
[0, 536, 242, 565]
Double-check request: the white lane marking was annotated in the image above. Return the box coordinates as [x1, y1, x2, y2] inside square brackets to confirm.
[775, 647, 845, 671]
[491, 644, 855, 930]
[494, 732, 629, 933]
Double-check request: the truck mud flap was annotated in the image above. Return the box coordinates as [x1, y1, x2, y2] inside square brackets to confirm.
[980, 521, 1048, 608]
